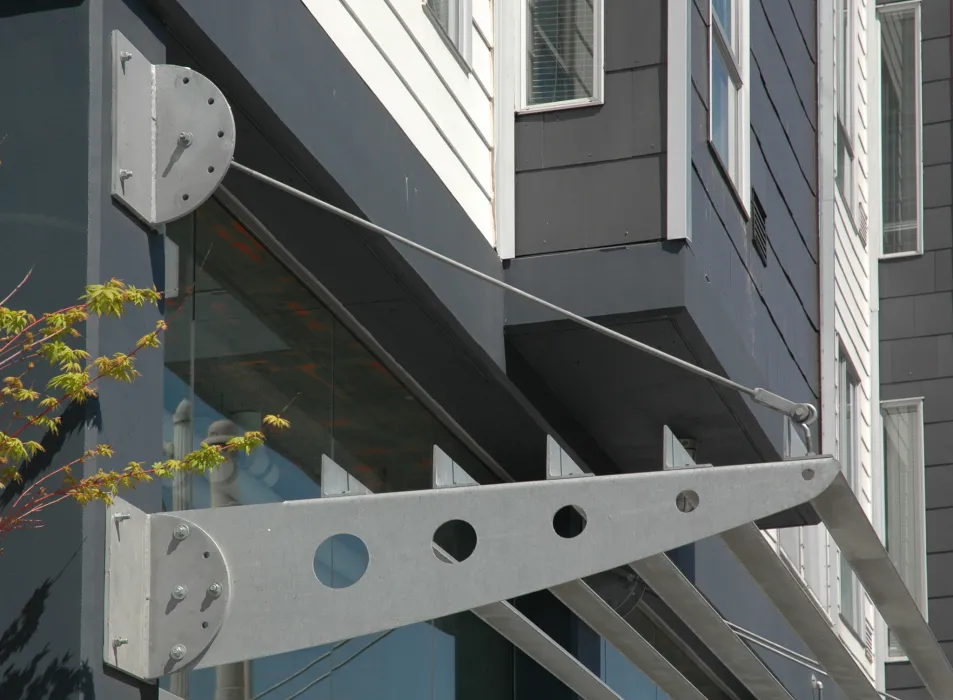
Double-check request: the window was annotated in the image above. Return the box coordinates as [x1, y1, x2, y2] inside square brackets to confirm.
[520, 0, 603, 110]
[879, 2, 922, 256]
[835, 0, 855, 212]
[709, 0, 750, 196]
[838, 351, 864, 635]
[425, 0, 473, 65]
[882, 398, 928, 659]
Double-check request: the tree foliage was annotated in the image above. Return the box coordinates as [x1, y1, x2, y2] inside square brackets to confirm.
[0, 272, 288, 546]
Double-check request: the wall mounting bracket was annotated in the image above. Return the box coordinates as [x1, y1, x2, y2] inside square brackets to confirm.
[104, 455, 839, 681]
[110, 30, 235, 227]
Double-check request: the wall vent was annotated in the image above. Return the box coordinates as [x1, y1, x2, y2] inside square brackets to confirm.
[750, 191, 768, 266]
[858, 203, 869, 247]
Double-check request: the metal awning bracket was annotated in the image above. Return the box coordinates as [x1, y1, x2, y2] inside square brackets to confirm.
[110, 30, 235, 228]
[104, 456, 839, 681]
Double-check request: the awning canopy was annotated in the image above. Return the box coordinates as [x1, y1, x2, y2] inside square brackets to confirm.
[813, 472, 953, 699]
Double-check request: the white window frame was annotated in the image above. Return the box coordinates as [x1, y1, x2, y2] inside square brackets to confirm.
[834, 0, 856, 218]
[881, 397, 928, 661]
[708, 0, 751, 207]
[877, 0, 923, 259]
[423, 0, 474, 69]
[518, 0, 605, 113]
[837, 349, 864, 637]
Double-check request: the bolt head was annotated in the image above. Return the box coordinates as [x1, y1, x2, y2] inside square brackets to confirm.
[118, 169, 133, 181]
[113, 512, 131, 522]
[172, 523, 190, 541]
[178, 132, 193, 147]
[112, 637, 129, 649]
[207, 582, 223, 598]
[172, 585, 188, 601]
[170, 644, 187, 661]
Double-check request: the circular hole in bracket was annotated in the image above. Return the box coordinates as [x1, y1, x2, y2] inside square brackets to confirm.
[217, 130, 225, 138]
[802, 468, 815, 481]
[208, 166, 215, 174]
[208, 97, 215, 105]
[182, 193, 190, 202]
[182, 76, 190, 85]
[675, 490, 700, 513]
[553, 505, 587, 539]
[432, 519, 477, 562]
[201, 621, 209, 629]
[203, 551, 210, 559]
[313, 533, 369, 589]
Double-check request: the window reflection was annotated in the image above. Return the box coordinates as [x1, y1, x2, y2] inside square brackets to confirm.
[158, 197, 510, 700]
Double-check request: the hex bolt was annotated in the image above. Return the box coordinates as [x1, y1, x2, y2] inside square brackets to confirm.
[173, 523, 190, 541]
[207, 582, 223, 598]
[112, 637, 129, 649]
[172, 585, 188, 601]
[178, 132, 194, 148]
[119, 169, 133, 181]
[113, 512, 131, 523]
[119, 51, 132, 65]
[170, 644, 187, 661]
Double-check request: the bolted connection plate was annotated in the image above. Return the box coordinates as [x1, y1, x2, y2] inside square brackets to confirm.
[110, 30, 236, 228]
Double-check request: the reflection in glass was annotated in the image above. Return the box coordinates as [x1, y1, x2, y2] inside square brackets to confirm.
[711, 46, 731, 168]
[881, 6, 920, 255]
[712, 0, 732, 44]
[883, 401, 925, 657]
[158, 197, 510, 700]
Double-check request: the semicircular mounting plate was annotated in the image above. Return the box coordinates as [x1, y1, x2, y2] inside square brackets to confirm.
[110, 30, 236, 228]
[153, 65, 236, 225]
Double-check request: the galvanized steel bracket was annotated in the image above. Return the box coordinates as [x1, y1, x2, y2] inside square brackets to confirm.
[104, 455, 840, 681]
[110, 30, 235, 228]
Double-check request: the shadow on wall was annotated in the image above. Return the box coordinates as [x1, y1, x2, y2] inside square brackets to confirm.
[0, 400, 102, 696]
[0, 398, 102, 511]
[0, 553, 93, 698]
[0, 0, 85, 19]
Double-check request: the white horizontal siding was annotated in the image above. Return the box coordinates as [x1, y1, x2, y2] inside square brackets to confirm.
[302, 0, 496, 245]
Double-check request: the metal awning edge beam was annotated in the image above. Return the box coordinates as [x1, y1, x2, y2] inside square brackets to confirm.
[630, 554, 795, 700]
[550, 579, 707, 700]
[719, 524, 881, 700]
[813, 473, 953, 699]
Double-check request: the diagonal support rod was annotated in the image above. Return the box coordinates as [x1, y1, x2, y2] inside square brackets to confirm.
[226, 161, 818, 433]
[105, 456, 839, 680]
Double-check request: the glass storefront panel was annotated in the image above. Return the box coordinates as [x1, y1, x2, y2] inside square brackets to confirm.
[158, 197, 510, 699]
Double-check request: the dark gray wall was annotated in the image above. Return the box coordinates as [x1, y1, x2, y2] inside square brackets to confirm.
[689, 0, 820, 406]
[0, 1, 166, 699]
[879, 0, 953, 696]
[513, 0, 666, 255]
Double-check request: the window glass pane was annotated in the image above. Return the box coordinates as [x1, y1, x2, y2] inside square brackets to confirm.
[159, 197, 510, 699]
[527, 0, 595, 105]
[837, 0, 849, 124]
[884, 401, 926, 657]
[881, 7, 920, 255]
[428, 0, 455, 43]
[836, 122, 853, 205]
[712, 0, 732, 45]
[838, 357, 862, 633]
[711, 44, 732, 169]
